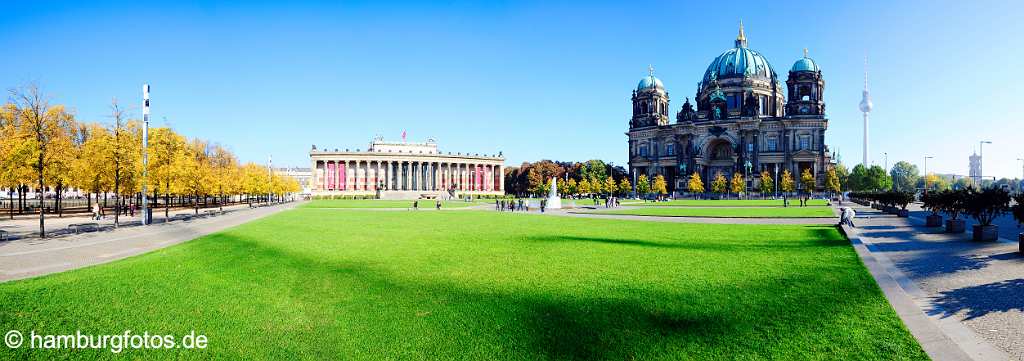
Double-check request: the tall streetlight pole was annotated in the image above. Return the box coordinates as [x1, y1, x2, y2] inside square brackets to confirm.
[1017, 158, 1023, 191]
[774, 166, 779, 199]
[141, 84, 150, 225]
[978, 141, 991, 187]
[883, 152, 888, 171]
[923, 156, 934, 194]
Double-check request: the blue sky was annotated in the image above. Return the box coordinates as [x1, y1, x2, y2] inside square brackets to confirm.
[2, 1, 1022, 179]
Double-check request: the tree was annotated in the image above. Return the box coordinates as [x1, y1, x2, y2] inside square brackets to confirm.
[148, 127, 186, 218]
[526, 168, 542, 196]
[780, 169, 795, 194]
[636, 174, 651, 195]
[579, 160, 608, 182]
[577, 178, 591, 195]
[687, 172, 704, 196]
[652, 175, 668, 197]
[589, 176, 603, 195]
[759, 170, 774, 196]
[617, 178, 631, 196]
[563, 178, 577, 197]
[825, 167, 841, 195]
[710, 171, 727, 195]
[890, 161, 920, 193]
[10, 84, 77, 237]
[848, 164, 868, 191]
[730, 173, 744, 198]
[866, 165, 892, 192]
[917, 173, 950, 192]
[180, 138, 212, 214]
[800, 168, 815, 193]
[105, 100, 142, 227]
[603, 176, 616, 196]
[834, 163, 850, 191]
[210, 144, 238, 211]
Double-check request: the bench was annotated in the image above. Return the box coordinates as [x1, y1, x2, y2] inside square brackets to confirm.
[0, 229, 8, 242]
[170, 214, 193, 222]
[67, 223, 100, 234]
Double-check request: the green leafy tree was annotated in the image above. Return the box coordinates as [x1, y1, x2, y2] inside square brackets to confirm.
[834, 163, 850, 191]
[866, 165, 893, 191]
[564, 178, 577, 197]
[890, 161, 920, 192]
[579, 160, 608, 182]
[848, 164, 868, 191]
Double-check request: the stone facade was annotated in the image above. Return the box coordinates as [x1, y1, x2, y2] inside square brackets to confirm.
[627, 25, 831, 194]
[309, 138, 504, 199]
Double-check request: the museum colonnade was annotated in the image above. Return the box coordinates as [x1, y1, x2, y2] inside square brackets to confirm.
[315, 160, 503, 192]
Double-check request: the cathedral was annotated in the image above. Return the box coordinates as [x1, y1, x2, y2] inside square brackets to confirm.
[627, 23, 832, 194]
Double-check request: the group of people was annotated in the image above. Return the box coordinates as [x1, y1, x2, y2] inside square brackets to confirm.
[496, 199, 529, 212]
[411, 200, 443, 210]
[782, 195, 814, 207]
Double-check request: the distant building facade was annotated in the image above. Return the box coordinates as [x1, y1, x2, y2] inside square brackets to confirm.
[309, 137, 504, 199]
[274, 167, 312, 195]
[627, 24, 831, 193]
[969, 152, 981, 184]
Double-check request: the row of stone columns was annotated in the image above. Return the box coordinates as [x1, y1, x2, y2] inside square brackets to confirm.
[316, 160, 503, 192]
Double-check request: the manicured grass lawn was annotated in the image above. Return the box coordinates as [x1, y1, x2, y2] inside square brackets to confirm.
[621, 199, 830, 207]
[592, 206, 836, 218]
[0, 210, 922, 360]
[301, 199, 485, 208]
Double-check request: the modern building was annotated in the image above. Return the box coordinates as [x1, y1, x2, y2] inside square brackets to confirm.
[274, 167, 312, 195]
[309, 137, 505, 199]
[969, 152, 981, 184]
[627, 23, 831, 193]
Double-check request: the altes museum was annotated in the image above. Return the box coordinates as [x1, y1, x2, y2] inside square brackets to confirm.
[627, 24, 832, 193]
[310, 137, 504, 199]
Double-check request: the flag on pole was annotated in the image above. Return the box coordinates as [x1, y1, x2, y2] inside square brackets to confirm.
[401, 130, 407, 143]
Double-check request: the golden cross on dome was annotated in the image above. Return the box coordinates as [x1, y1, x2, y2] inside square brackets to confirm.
[804, 48, 809, 58]
[648, 64, 654, 76]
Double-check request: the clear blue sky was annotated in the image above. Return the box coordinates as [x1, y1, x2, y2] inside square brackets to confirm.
[2, 1, 1022, 179]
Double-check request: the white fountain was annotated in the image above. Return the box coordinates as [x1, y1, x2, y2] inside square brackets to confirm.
[546, 177, 562, 209]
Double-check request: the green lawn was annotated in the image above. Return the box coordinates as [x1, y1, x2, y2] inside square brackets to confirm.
[591, 206, 836, 218]
[0, 210, 921, 360]
[301, 199, 485, 208]
[620, 199, 830, 207]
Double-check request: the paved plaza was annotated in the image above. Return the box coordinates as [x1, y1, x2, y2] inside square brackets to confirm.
[0, 202, 297, 282]
[845, 202, 1023, 361]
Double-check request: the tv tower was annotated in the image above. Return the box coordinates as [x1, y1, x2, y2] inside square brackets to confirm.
[859, 56, 873, 167]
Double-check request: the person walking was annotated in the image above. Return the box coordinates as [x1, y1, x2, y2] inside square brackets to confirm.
[413, 200, 419, 210]
[436, 200, 441, 210]
[540, 199, 546, 213]
[495, 199, 499, 211]
[92, 203, 100, 220]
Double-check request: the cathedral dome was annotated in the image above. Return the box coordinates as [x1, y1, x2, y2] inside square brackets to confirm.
[701, 46, 776, 84]
[637, 74, 664, 92]
[791, 50, 819, 72]
[700, 23, 777, 85]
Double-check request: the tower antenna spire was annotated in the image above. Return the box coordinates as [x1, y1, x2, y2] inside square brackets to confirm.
[648, 64, 654, 76]
[735, 20, 748, 47]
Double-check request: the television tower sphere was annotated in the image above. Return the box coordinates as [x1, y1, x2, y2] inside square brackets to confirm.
[859, 89, 873, 113]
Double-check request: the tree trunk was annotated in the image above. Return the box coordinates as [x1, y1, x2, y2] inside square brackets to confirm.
[38, 162, 45, 238]
[194, 192, 199, 215]
[56, 183, 63, 217]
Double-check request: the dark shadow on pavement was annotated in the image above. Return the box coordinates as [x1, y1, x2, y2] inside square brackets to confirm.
[930, 278, 1024, 320]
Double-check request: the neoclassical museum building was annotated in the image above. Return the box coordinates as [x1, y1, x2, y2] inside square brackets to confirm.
[627, 24, 832, 193]
[310, 137, 504, 199]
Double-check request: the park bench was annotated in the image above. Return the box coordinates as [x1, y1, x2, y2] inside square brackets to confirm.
[0, 229, 8, 242]
[170, 214, 193, 222]
[67, 223, 100, 234]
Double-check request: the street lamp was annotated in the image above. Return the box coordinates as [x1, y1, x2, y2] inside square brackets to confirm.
[923, 156, 934, 194]
[774, 165, 779, 199]
[743, 161, 752, 200]
[979, 140, 991, 186]
[883, 152, 888, 171]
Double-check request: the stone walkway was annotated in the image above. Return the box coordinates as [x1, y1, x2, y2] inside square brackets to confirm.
[845, 202, 1022, 361]
[553, 206, 837, 225]
[0, 202, 297, 282]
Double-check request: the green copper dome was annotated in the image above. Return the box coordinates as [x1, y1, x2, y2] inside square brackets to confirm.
[791, 57, 819, 72]
[637, 74, 664, 92]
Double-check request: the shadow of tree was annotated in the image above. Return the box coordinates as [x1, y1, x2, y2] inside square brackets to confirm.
[864, 241, 993, 279]
[930, 278, 1024, 320]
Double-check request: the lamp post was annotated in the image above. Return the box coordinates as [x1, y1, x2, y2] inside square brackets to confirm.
[924, 156, 934, 194]
[743, 161, 752, 200]
[774, 165, 779, 199]
[979, 140, 991, 186]
[883, 152, 888, 171]
[1017, 158, 1024, 187]
[141, 84, 150, 225]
